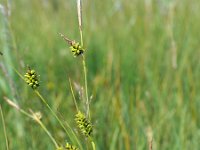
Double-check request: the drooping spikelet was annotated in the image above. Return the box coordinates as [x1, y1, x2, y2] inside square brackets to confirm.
[75, 111, 93, 137]
[24, 68, 40, 89]
[59, 33, 84, 57]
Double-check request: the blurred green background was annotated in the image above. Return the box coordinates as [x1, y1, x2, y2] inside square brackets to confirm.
[1, 0, 200, 149]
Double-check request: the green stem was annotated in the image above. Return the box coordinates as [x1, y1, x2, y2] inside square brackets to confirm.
[13, 67, 83, 149]
[88, 137, 96, 150]
[69, 78, 79, 111]
[34, 90, 71, 138]
[3, 97, 59, 149]
[20, 109, 59, 148]
[34, 90, 83, 150]
[82, 55, 90, 119]
[80, 29, 83, 47]
[91, 141, 96, 150]
[0, 105, 9, 150]
[34, 115, 59, 148]
[77, 0, 90, 120]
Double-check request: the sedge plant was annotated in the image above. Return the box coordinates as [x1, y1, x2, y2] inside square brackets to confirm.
[3, 0, 96, 149]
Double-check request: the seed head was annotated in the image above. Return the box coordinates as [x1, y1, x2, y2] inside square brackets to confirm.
[32, 111, 42, 120]
[59, 33, 84, 57]
[65, 143, 79, 150]
[56, 147, 64, 150]
[75, 111, 93, 137]
[70, 42, 84, 57]
[56, 143, 78, 150]
[24, 68, 40, 89]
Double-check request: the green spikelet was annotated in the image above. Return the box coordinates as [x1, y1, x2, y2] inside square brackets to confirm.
[65, 142, 79, 150]
[70, 42, 84, 57]
[75, 111, 93, 137]
[59, 33, 84, 57]
[56, 143, 78, 150]
[24, 68, 40, 89]
[56, 147, 64, 150]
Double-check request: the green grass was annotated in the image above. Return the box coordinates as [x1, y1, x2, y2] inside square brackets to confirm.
[1, 0, 200, 149]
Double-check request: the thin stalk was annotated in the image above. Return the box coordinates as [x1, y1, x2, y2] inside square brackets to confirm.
[77, 0, 90, 119]
[77, 0, 83, 46]
[89, 137, 96, 150]
[3, 97, 59, 148]
[69, 78, 79, 111]
[34, 90, 83, 150]
[11, 67, 83, 149]
[20, 109, 59, 148]
[82, 55, 90, 119]
[5, 0, 21, 68]
[34, 90, 71, 140]
[13, 67, 24, 79]
[56, 111, 83, 150]
[36, 119, 59, 148]
[91, 141, 96, 150]
[0, 105, 9, 150]
[76, 2, 95, 150]
[30, 111, 59, 148]
[80, 30, 83, 47]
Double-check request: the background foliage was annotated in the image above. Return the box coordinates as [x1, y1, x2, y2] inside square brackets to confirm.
[1, 0, 200, 149]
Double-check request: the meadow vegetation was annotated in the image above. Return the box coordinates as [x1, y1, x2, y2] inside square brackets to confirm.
[0, 0, 200, 149]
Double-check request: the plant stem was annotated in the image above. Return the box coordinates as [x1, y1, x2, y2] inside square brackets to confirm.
[80, 29, 83, 46]
[69, 78, 79, 111]
[0, 105, 9, 150]
[76, 0, 90, 119]
[34, 90, 83, 150]
[77, 2, 96, 150]
[89, 137, 96, 150]
[3, 97, 59, 148]
[91, 141, 96, 150]
[32, 112, 59, 148]
[20, 109, 59, 148]
[82, 55, 90, 119]
[34, 90, 71, 137]
[13, 67, 83, 149]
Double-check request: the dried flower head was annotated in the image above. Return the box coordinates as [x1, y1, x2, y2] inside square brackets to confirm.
[32, 111, 42, 120]
[75, 111, 93, 137]
[24, 68, 40, 89]
[59, 33, 84, 57]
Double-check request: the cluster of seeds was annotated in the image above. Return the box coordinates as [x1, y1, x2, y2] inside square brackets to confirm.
[70, 42, 84, 57]
[24, 68, 40, 89]
[59, 33, 84, 57]
[75, 111, 93, 137]
[56, 143, 79, 150]
[65, 143, 79, 150]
